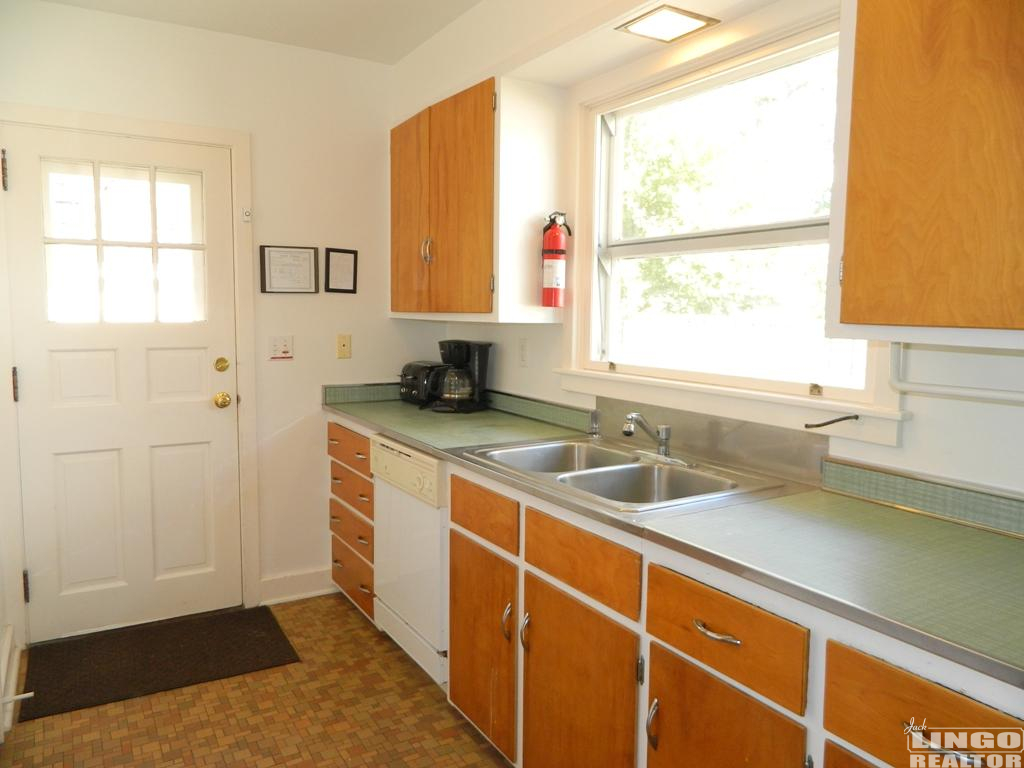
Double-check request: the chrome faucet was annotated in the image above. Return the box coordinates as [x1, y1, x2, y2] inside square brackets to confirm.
[622, 412, 671, 456]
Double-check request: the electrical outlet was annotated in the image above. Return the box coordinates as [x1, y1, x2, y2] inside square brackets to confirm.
[336, 334, 352, 359]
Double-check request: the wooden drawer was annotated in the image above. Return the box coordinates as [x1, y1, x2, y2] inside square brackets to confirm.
[524, 507, 641, 620]
[331, 534, 374, 619]
[450, 475, 519, 554]
[824, 741, 875, 768]
[329, 498, 373, 563]
[825, 641, 1024, 767]
[646, 564, 809, 715]
[329, 460, 374, 519]
[327, 422, 372, 476]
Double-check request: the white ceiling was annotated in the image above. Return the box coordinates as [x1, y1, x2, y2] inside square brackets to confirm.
[39, 0, 485, 64]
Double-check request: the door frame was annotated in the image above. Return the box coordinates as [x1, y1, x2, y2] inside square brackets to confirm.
[0, 103, 261, 645]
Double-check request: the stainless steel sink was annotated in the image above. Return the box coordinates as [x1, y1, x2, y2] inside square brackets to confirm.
[462, 438, 784, 518]
[472, 441, 636, 474]
[555, 462, 780, 514]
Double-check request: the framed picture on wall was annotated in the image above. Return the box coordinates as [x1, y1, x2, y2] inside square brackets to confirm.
[260, 245, 319, 293]
[325, 248, 358, 294]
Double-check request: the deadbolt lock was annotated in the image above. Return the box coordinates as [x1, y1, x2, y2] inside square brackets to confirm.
[213, 392, 232, 409]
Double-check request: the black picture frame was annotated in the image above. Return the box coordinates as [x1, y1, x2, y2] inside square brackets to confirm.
[325, 248, 358, 294]
[259, 245, 319, 293]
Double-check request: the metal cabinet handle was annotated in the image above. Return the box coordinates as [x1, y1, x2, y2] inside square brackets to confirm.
[693, 618, 741, 646]
[420, 238, 427, 263]
[519, 612, 531, 649]
[646, 698, 660, 750]
[328, 439, 340, 445]
[902, 722, 983, 767]
[356, 536, 369, 546]
[331, 478, 342, 485]
[358, 584, 371, 595]
[500, 601, 513, 641]
[354, 452, 367, 460]
[329, 516, 341, 523]
[424, 237, 434, 265]
[332, 559, 343, 569]
[358, 493, 370, 503]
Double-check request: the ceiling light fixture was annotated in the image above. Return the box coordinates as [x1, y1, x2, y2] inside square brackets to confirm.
[617, 4, 720, 43]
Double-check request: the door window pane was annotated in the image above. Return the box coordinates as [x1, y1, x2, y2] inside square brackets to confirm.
[46, 244, 100, 322]
[43, 161, 96, 240]
[100, 165, 152, 242]
[156, 171, 204, 244]
[611, 49, 838, 241]
[101, 246, 155, 322]
[157, 249, 206, 322]
[608, 243, 866, 388]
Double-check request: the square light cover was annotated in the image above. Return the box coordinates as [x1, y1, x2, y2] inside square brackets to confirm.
[618, 5, 720, 43]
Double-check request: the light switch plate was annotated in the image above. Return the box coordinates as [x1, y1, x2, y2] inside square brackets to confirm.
[336, 334, 352, 359]
[270, 335, 294, 360]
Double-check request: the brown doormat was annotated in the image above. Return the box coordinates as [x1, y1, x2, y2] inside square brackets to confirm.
[18, 606, 299, 721]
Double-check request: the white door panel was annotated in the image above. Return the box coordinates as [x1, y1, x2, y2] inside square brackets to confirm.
[2, 123, 242, 641]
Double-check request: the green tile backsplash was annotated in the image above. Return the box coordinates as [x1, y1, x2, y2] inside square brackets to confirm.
[822, 459, 1024, 537]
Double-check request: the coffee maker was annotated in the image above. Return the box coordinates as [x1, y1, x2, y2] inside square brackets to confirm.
[433, 340, 492, 413]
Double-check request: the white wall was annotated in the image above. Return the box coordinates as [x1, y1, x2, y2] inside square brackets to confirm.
[390, 0, 1024, 497]
[0, 0, 443, 606]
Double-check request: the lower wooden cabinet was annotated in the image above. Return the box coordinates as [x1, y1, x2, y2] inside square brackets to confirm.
[448, 531, 518, 761]
[646, 642, 806, 767]
[824, 740, 876, 768]
[522, 573, 639, 768]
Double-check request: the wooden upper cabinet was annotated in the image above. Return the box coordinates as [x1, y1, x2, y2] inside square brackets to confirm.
[390, 78, 495, 314]
[428, 78, 495, 313]
[390, 110, 430, 312]
[840, 0, 1024, 329]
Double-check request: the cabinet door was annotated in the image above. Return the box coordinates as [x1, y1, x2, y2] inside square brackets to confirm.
[449, 531, 517, 761]
[428, 78, 495, 313]
[646, 642, 805, 767]
[390, 109, 430, 312]
[522, 573, 638, 768]
[840, 0, 1024, 329]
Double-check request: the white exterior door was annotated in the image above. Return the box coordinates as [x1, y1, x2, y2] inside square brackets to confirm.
[1, 123, 243, 641]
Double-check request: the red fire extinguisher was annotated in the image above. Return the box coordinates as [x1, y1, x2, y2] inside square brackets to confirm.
[542, 212, 571, 308]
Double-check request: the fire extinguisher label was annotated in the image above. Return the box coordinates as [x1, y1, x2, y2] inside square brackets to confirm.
[543, 260, 565, 289]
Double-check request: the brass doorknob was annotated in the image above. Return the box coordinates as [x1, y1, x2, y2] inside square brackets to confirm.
[213, 392, 232, 408]
[214, 357, 230, 372]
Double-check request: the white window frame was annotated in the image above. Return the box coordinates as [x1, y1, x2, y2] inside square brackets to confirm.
[564, 21, 905, 445]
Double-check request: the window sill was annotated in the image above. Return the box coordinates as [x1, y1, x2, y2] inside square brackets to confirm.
[556, 367, 909, 447]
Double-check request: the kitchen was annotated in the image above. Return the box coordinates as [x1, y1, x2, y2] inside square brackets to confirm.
[1, 0, 1022, 766]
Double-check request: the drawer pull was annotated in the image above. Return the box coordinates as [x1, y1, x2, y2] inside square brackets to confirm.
[332, 559, 343, 569]
[500, 601, 513, 641]
[358, 584, 371, 595]
[328, 439, 340, 445]
[693, 618, 741, 646]
[331, 478, 342, 485]
[354, 452, 367, 460]
[902, 722, 983, 768]
[645, 698, 660, 750]
[358, 493, 370, 503]
[329, 516, 341, 523]
[356, 535, 370, 546]
[520, 612, 531, 649]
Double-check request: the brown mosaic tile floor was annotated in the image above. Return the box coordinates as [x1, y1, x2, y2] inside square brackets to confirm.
[0, 595, 507, 768]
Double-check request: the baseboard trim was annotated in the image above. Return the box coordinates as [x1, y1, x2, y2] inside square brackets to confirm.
[259, 568, 333, 605]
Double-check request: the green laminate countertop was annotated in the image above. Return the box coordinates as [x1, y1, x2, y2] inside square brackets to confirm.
[646, 490, 1024, 685]
[324, 401, 584, 450]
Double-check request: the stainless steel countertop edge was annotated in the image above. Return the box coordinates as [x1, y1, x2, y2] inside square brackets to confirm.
[324, 404, 1024, 688]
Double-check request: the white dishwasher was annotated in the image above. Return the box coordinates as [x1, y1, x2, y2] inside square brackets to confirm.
[370, 435, 448, 685]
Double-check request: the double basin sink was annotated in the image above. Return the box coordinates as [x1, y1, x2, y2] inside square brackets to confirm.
[465, 438, 782, 517]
